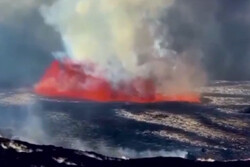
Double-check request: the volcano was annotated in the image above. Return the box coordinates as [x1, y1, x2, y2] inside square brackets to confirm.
[34, 60, 200, 103]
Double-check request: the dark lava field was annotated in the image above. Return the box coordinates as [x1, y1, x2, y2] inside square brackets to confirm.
[0, 81, 249, 161]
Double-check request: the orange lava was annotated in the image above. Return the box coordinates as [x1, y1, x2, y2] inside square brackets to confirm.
[34, 60, 200, 103]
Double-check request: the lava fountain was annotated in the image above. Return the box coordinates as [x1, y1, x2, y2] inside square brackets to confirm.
[35, 0, 205, 103]
[34, 60, 200, 103]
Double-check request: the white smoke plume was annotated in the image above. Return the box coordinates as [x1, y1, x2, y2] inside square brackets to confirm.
[40, 0, 206, 95]
[71, 139, 188, 159]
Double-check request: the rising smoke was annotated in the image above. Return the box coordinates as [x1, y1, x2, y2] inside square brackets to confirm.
[0, 0, 249, 89]
[164, 0, 250, 80]
[39, 0, 206, 95]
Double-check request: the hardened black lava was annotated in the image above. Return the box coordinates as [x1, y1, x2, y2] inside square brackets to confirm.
[0, 137, 249, 167]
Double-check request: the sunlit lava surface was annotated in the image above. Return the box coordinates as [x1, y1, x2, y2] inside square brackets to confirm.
[34, 61, 200, 103]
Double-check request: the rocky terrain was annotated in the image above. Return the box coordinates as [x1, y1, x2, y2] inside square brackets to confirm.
[0, 137, 249, 167]
[0, 81, 250, 165]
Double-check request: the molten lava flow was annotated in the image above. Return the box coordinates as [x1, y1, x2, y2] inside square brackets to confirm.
[34, 61, 200, 103]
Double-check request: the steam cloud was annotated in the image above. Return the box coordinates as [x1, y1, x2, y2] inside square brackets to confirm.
[0, 0, 250, 89]
[40, 0, 206, 95]
[164, 0, 250, 80]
